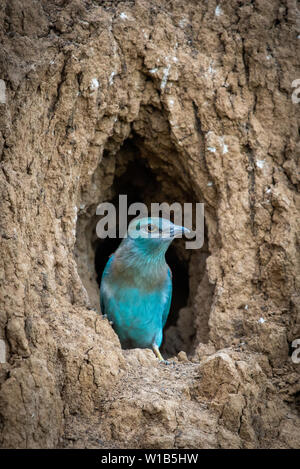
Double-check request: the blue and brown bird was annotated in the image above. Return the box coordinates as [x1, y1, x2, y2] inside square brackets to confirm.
[100, 217, 189, 362]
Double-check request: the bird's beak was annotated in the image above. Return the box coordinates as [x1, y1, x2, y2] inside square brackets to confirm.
[171, 225, 190, 238]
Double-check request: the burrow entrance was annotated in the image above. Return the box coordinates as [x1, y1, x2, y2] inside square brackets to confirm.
[75, 135, 214, 357]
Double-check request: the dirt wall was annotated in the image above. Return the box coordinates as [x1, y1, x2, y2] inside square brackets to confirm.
[0, 0, 299, 448]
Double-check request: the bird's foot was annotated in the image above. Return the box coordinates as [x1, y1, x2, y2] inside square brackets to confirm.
[152, 344, 164, 361]
[152, 344, 174, 365]
[161, 359, 177, 366]
[160, 359, 171, 365]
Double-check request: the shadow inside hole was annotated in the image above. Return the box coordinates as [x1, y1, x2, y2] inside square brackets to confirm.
[164, 244, 189, 330]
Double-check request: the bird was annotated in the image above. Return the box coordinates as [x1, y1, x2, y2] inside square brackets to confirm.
[100, 217, 189, 362]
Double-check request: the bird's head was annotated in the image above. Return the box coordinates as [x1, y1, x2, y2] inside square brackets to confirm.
[126, 217, 190, 258]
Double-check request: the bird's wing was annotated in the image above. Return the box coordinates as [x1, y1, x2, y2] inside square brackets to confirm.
[162, 267, 172, 328]
[100, 254, 115, 316]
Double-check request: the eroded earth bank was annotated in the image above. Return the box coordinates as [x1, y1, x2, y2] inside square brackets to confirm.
[0, 0, 299, 448]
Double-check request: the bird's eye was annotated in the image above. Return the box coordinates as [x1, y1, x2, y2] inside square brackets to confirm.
[145, 224, 156, 232]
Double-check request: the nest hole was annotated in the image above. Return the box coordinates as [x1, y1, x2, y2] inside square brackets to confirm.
[76, 136, 213, 357]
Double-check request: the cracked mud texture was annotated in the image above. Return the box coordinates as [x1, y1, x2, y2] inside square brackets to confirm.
[0, 0, 299, 449]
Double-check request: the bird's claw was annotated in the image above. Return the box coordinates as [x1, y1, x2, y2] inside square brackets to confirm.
[160, 359, 175, 366]
[160, 359, 171, 365]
